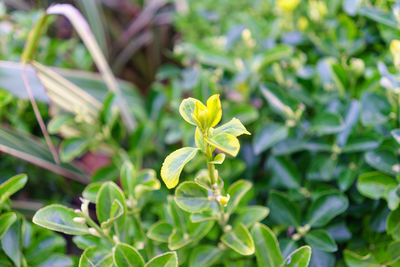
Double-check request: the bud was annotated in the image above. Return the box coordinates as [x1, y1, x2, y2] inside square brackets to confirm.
[223, 225, 232, 232]
[88, 228, 100, 237]
[73, 217, 86, 224]
[80, 198, 90, 215]
[113, 235, 120, 243]
[349, 58, 365, 76]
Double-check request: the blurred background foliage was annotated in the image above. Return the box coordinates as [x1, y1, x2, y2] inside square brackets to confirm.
[0, 0, 400, 266]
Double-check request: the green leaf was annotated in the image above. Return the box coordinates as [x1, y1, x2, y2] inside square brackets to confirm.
[100, 200, 124, 229]
[221, 223, 255, 256]
[113, 243, 144, 267]
[341, 134, 381, 153]
[0, 213, 17, 239]
[387, 208, 400, 240]
[330, 62, 348, 97]
[213, 118, 250, 137]
[283, 246, 312, 267]
[306, 192, 348, 227]
[96, 182, 126, 227]
[343, 250, 380, 267]
[360, 92, 390, 126]
[392, 129, 400, 144]
[304, 230, 337, 252]
[175, 182, 210, 213]
[260, 86, 293, 118]
[147, 221, 173, 243]
[0, 174, 27, 204]
[145, 252, 178, 267]
[79, 246, 113, 267]
[210, 153, 225, 164]
[206, 132, 240, 157]
[268, 191, 301, 227]
[82, 182, 102, 203]
[47, 114, 74, 134]
[189, 245, 222, 267]
[1, 216, 22, 267]
[357, 171, 397, 200]
[310, 112, 344, 135]
[120, 160, 136, 197]
[179, 98, 205, 125]
[226, 180, 252, 215]
[251, 223, 284, 267]
[60, 137, 89, 162]
[253, 123, 288, 155]
[33, 204, 89, 235]
[134, 169, 160, 198]
[235, 206, 269, 227]
[268, 157, 301, 189]
[161, 147, 199, 189]
[260, 44, 294, 67]
[365, 150, 400, 176]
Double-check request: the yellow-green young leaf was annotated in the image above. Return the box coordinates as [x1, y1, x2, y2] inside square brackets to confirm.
[221, 223, 255, 256]
[145, 252, 178, 267]
[214, 118, 250, 136]
[251, 223, 283, 267]
[179, 98, 205, 125]
[79, 246, 113, 267]
[161, 147, 199, 189]
[206, 94, 222, 127]
[283, 246, 312, 267]
[0, 174, 28, 205]
[210, 153, 225, 164]
[113, 243, 144, 267]
[206, 133, 240, 157]
[33, 204, 89, 235]
[175, 182, 210, 213]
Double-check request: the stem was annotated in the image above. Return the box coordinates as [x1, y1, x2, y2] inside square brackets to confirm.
[203, 134, 227, 227]
[83, 212, 115, 245]
[133, 212, 153, 259]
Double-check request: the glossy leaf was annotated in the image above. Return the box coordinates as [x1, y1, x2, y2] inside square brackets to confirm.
[189, 245, 222, 267]
[147, 221, 173, 243]
[392, 129, 400, 144]
[82, 182, 102, 203]
[206, 133, 240, 157]
[306, 192, 348, 227]
[284, 246, 312, 267]
[213, 118, 251, 136]
[179, 98, 205, 125]
[304, 230, 337, 252]
[251, 223, 284, 267]
[79, 246, 113, 267]
[235, 206, 269, 227]
[268, 156, 301, 189]
[221, 223, 255, 256]
[206, 94, 222, 127]
[96, 182, 126, 226]
[161, 147, 199, 189]
[268, 191, 301, 227]
[175, 182, 210, 213]
[60, 137, 89, 162]
[310, 113, 344, 135]
[146, 252, 178, 267]
[226, 180, 252, 214]
[120, 160, 136, 197]
[33, 205, 89, 235]
[0, 213, 17, 239]
[113, 243, 144, 267]
[365, 150, 400, 176]
[0, 174, 27, 205]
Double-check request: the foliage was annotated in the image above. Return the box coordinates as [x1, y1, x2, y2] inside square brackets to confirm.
[0, 0, 400, 266]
